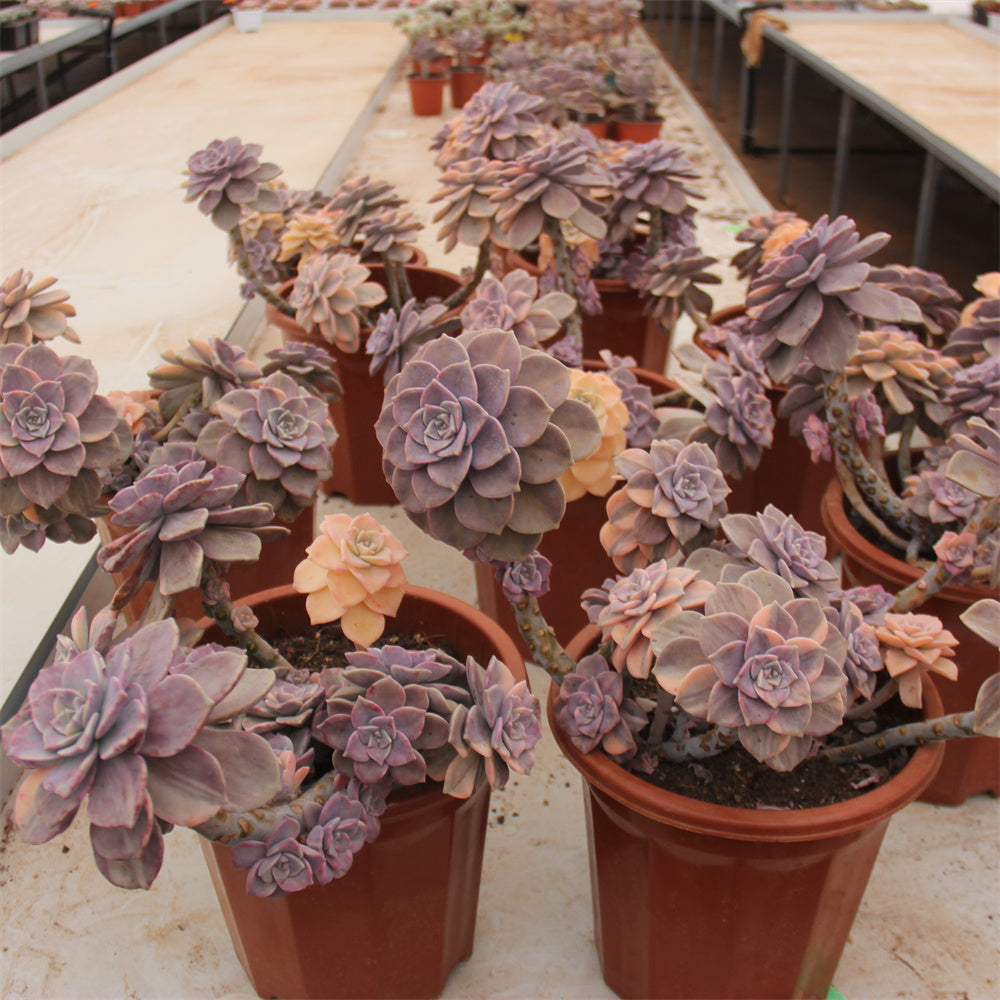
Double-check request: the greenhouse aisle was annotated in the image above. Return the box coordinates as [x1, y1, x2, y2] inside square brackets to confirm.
[0, 12, 997, 1000]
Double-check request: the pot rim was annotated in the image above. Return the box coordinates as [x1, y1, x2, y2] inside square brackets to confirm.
[549, 624, 944, 843]
[820, 477, 995, 605]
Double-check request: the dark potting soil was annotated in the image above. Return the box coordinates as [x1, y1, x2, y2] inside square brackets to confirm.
[627, 678, 921, 810]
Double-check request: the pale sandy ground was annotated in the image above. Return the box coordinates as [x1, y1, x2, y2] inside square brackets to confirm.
[1, 13, 998, 1000]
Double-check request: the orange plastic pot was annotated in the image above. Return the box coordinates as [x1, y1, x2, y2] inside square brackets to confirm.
[200, 584, 528, 1000]
[407, 73, 446, 116]
[449, 67, 486, 109]
[506, 247, 670, 373]
[613, 118, 663, 144]
[266, 263, 463, 506]
[474, 361, 675, 651]
[821, 477, 999, 805]
[552, 625, 944, 1000]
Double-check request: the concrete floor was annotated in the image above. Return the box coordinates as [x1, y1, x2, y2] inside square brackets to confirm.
[1, 11, 998, 1000]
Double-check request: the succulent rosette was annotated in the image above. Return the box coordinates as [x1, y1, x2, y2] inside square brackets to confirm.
[195, 371, 336, 520]
[1, 618, 282, 889]
[98, 459, 285, 599]
[430, 156, 505, 253]
[293, 512, 408, 647]
[558, 368, 630, 502]
[721, 504, 838, 600]
[0, 269, 79, 346]
[231, 814, 326, 898]
[460, 270, 575, 348]
[288, 253, 388, 353]
[443, 656, 542, 798]
[261, 341, 343, 402]
[491, 550, 553, 605]
[654, 573, 849, 771]
[0, 342, 129, 524]
[600, 439, 730, 574]
[873, 612, 959, 709]
[366, 299, 450, 383]
[183, 137, 282, 231]
[745, 214, 922, 383]
[583, 561, 714, 678]
[450, 81, 548, 161]
[376, 328, 602, 562]
[553, 652, 647, 761]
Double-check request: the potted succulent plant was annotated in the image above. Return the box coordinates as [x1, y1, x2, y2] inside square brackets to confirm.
[182, 137, 488, 506]
[0, 275, 541, 1000]
[661, 213, 1000, 804]
[394, 4, 450, 115]
[603, 43, 670, 142]
[371, 318, 999, 999]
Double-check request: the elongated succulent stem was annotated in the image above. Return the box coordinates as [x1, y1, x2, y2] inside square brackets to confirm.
[384, 258, 406, 312]
[824, 373, 934, 543]
[544, 218, 584, 358]
[648, 209, 664, 256]
[895, 413, 916, 486]
[229, 227, 295, 316]
[194, 771, 342, 845]
[509, 594, 578, 677]
[202, 597, 294, 676]
[442, 242, 490, 311]
[152, 388, 201, 442]
[820, 712, 977, 761]
[893, 498, 1000, 612]
[681, 296, 710, 334]
[834, 455, 912, 553]
[657, 725, 739, 762]
[845, 677, 900, 720]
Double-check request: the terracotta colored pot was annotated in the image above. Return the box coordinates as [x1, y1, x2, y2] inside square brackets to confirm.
[407, 73, 447, 116]
[613, 118, 664, 144]
[578, 118, 610, 141]
[116, 2, 143, 15]
[201, 583, 528, 1000]
[699, 306, 836, 543]
[474, 362, 675, 651]
[449, 67, 487, 109]
[821, 477, 1000, 805]
[266, 263, 463, 505]
[506, 247, 670, 373]
[552, 625, 945, 1000]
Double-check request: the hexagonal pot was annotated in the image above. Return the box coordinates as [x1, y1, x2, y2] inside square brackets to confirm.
[199, 583, 528, 999]
[551, 625, 945, 1000]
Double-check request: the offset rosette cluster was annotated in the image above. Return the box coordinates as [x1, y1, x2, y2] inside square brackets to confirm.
[1, 618, 281, 889]
[601, 440, 730, 574]
[195, 371, 336, 520]
[0, 269, 79, 346]
[430, 156, 504, 253]
[183, 137, 282, 231]
[0, 342, 129, 536]
[444, 656, 542, 798]
[874, 612, 959, 709]
[635, 245, 720, 331]
[553, 652, 647, 762]
[460, 270, 575, 349]
[869, 263, 962, 338]
[655, 574, 849, 771]
[449, 81, 547, 161]
[376, 328, 602, 562]
[262, 341, 343, 402]
[325, 175, 405, 248]
[731, 211, 808, 283]
[745, 214, 921, 383]
[583, 561, 714, 678]
[288, 253, 387, 354]
[366, 299, 450, 383]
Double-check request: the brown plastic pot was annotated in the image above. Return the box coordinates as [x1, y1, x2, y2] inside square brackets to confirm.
[407, 73, 447, 116]
[552, 625, 945, 1000]
[200, 583, 528, 1000]
[474, 361, 676, 651]
[506, 247, 670, 373]
[266, 263, 463, 506]
[449, 67, 486, 109]
[821, 477, 1000, 805]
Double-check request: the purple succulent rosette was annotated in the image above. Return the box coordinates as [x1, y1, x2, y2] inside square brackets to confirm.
[491, 550, 553, 605]
[553, 652, 647, 761]
[0, 618, 282, 889]
[655, 574, 849, 771]
[262, 340, 343, 403]
[444, 656, 542, 798]
[450, 81, 548, 161]
[0, 342, 129, 526]
[825, 597, 885, 701]
[231, 814, 326, 898]
[376, 327, 602, 562]
[366, 299, 450, 383]
[195, 370, 336, 520]
[183, 137, 282, 231]
[745, 214, 921, 384]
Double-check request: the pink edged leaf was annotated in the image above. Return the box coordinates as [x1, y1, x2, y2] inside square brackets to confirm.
[144, 744, 226, 826]
[92, 818, 164, 890]
[142, 674, 213, 756]
[90, 794, 155, 861]
[87, 755, 147, 828]
[974, 674, 1000, 738]
[191, 728, 283, 812]
[14, 768, 83, 844]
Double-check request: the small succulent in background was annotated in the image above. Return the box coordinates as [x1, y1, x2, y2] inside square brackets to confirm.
[448, 81, 548, 161]
[366, 298, 451, 383]
[261, 341, 344, 402]
[460, 269, 575, 348]
[730, 211, 809, 283]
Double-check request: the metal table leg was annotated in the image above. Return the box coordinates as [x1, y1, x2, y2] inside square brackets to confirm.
[778, 50, 797, 204]
[710, 6, 724, 117]
[831, 91, 855, 216]
[913, 152, 942, 268]
[690, 0, 701, 86]
[671, 0, 681, 62]
[33, 59, 49, 112]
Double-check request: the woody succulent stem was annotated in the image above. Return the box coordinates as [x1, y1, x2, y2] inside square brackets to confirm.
[823, 372, 934, 543]
[510, 594, 578, 677]
[820, 712, 978, 762]
[544, 217, 583, 355]
[442, 242, 490, 312]
[658, 725, 740, 762]
[229, 227, 294, 316]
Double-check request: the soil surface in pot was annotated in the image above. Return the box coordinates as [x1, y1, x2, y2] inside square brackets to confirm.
[628, 678, 920, 810]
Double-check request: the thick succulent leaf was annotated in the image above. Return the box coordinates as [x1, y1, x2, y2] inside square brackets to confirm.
[144, 744, 226, 826]
[89, 794, 154, 861]
[143, 674, 212, 757]
[973, 674, 1000, 737]
[959, 599, 1000, 647]
[945, 451, 999, 498]
[92, 818, 164, 890]
[13, 768, 83, 844]
[207, 667, 275, 723]
[87, 755, 147, 829]
[191, 728, 283, 812]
